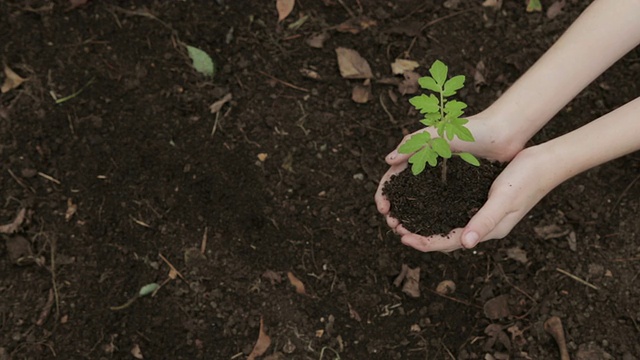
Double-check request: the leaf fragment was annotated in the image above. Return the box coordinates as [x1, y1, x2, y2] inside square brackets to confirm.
[186, 45, 215, 77]
[287, 272, 306, 295]
[0, 208, 27, 234]
[458, 152, 480, 166]
[209, 93, 232, 113]
[335, 47, 373, 79]
[138, 283, 160, 297]
[1, 65, 26, 94]
[526, 0, 542, 12]
[276, 0, 295, 22]
[391, 59, 420, 75]
[248, 317, 271, 360]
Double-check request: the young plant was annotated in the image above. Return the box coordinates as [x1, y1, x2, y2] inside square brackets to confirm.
[398, 60, 480, 181]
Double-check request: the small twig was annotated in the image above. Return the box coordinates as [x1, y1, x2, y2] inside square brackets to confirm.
[257, 71, 309, 92]
[336, 0, 356, 18]
[38, 172, 61, 184]
[7, 169, 35, 193]
[379, 94, 396, 124]
[210, 111, 220, 137]
[439, 339, 455, 360]
[158, 253, 185, 281]
[200, 227, 208, 255]
[53, 77, 95, 104]
[555, 267, 599, 290]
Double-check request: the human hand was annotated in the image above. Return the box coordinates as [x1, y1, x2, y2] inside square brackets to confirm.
[387, 146, 554, 252]
[375, 114, 528, 251]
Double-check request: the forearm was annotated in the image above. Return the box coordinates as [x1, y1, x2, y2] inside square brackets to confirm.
[540, 97, 640, 188]
[485, 0, 640, 145]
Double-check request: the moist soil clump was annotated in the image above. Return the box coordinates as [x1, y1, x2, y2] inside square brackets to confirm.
[383, 159, 502, 235]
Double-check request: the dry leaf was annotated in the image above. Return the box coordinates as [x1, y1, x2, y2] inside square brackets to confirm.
[398, 71, 421, 95]
[257, 153, 268, 162]
[482, 0, 503, 9]
[0, 208, 26, 234]
[65, 198, 77, 222]
[1, 65, 26, 94]
[393, 264, 409, 287]
[262, 270, 282, 284]
[335, 47, 372, 79]
[287, 271, 306, 295]
[483, 294, 511, 320]
[351, 81, 372, 104]
[534, 223, 570, 239]
[209, 93, 232, 113]
[436, 280, 456, 295]
[546, 0, 565, 19]
[391, 59, 420, 75]
[300, 68, 321, 80]
[276, 0, 295, 22]
[401, 266, 420, 298]
[306, 32, 329, 49]
[505, 247, 528, 264]
[248, 317, 271, 360]
[68, 0, 88, 10]
[443, 0, 461, 9]
[131, 344, 144, 359]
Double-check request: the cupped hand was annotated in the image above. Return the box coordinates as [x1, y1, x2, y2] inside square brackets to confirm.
[375, 114, 530, 252]
[386, 146, 554, 252]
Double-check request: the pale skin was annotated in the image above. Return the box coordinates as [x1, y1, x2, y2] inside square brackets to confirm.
[375, 0, 640, 252]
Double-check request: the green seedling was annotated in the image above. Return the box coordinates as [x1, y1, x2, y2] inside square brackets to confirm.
[398, 60, 479, 181]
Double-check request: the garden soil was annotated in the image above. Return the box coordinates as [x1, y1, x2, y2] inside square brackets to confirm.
[1, 1, 639, 359]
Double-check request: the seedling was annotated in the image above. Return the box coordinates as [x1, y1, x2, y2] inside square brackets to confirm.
[398, 60, 479, 182]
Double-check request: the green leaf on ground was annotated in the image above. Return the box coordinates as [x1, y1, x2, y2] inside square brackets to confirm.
[187, 45, 215, 77]
[526, 0, 542, 12]
[139, 283, 160, 297]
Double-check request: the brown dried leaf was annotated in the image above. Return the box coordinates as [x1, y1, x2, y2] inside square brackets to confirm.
[546, 0, 565, 19]
[435, 280, 456, 295]
[248, 317, 271, 360]
[505, 247, 528, 264]
[0, 208, 26, 234]
[482, 0, 503, 9]
[131, 344, 143, 359]
[68, 0, 89, 10]
[287, 271, 306, 295]
[65, 198, 77, 222]
[335, 47, 372, 79]
[393, 264, 409, 287]
[1, 65, 26, 94]
[262, 270, 282, 285]
[351, 82, 372, 104]
[401, 266, 421, 298]
[306, 32, 329, 49]
[533, 223, 570, 239]
[391, 59, 420, 75]
[474, 60, 486, 92]
[483, 294, 511, 320]
[276, 0, 295, 22]
[398, 71, 421, 95]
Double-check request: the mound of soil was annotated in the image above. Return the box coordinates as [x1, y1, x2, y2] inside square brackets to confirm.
[383, 158, 502, 235]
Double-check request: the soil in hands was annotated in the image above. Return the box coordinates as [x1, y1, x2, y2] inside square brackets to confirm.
[383, 158, 503, 236]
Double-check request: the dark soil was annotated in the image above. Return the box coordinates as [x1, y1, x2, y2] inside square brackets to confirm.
[383, 158, 503, 235]
[1, 1, 639, 359]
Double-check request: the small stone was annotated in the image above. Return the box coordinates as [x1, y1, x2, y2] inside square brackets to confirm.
[353, 173, 365, 181]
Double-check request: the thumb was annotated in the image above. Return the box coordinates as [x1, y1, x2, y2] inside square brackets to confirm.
[385, 149, 411, 165]
[460, 196, 506, 248]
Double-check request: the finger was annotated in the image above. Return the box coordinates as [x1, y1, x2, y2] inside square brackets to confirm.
[385, 149, 412, 165]
[401, 228, 464, 252]
[386, 215, 400, 229]
[395, 224, 410, 236]
[460, 194, 509, 248]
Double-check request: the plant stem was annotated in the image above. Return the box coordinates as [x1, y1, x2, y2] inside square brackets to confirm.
[439, 86, 448, 185]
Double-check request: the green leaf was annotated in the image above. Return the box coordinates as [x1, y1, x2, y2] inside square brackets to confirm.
[409, 94, 439, 113]
[444, 123, 456, 141]
[398, 132, 431, 154]
[187, 45, 215, 77]
[418, 76, 440, 92]
[458, 152, 480, 166]
[429, 60, 448, 86]
[419, 113, 440, 127]
[431, 138, 452, 159]
[408, 147, 428, 175]
[451, 117, 469, 126]
[452, 124, 475, 142]
[526, 0, 542, 12]
[443, 75, 465, 96]
[436, 122, 446, 138]
[444, 100, 467, 119]
[139, 283, 160, 297]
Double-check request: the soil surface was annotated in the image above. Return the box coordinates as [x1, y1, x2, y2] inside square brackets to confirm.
[1, 1, 639, 359]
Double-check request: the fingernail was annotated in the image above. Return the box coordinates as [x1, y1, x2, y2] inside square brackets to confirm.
[463, 231, 479, 248]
